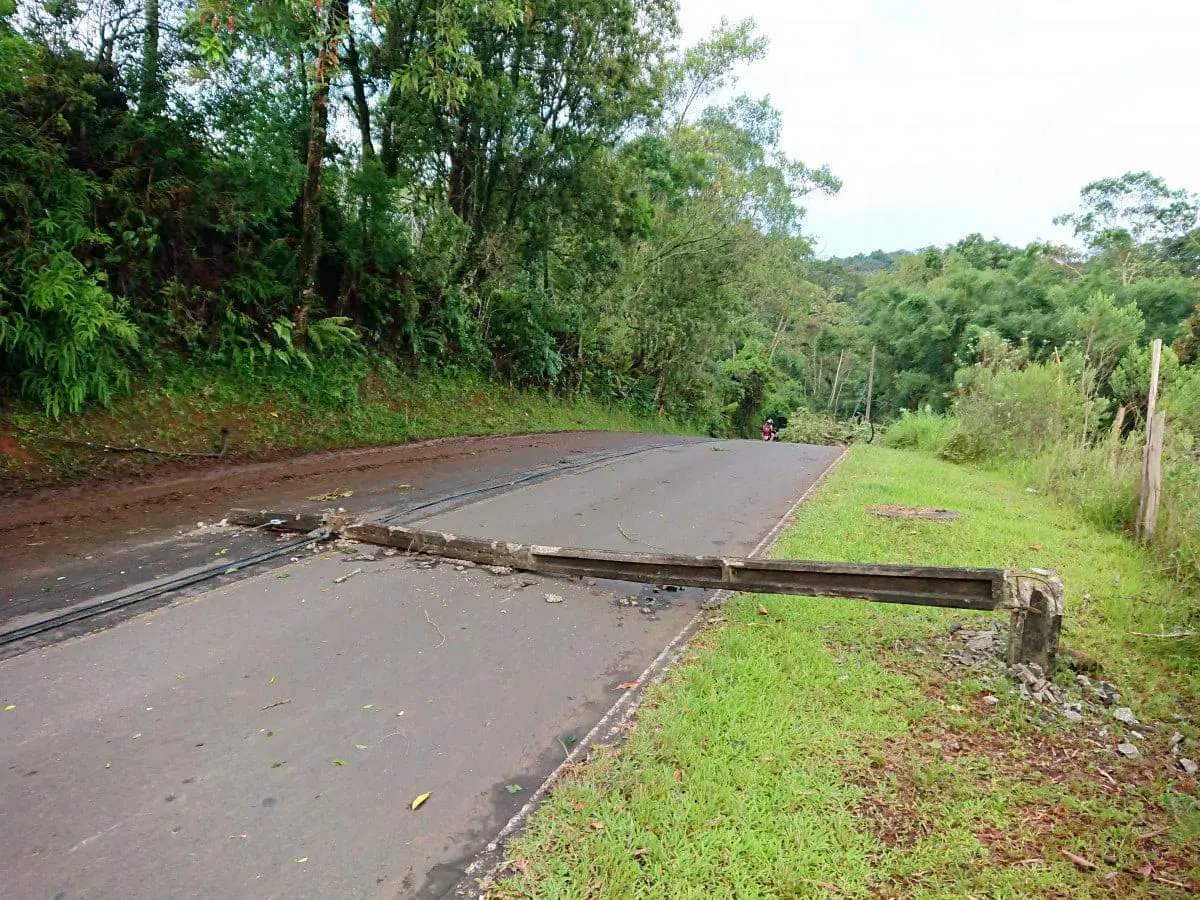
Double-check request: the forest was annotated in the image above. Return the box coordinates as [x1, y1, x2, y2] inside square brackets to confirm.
[2, 0, 1199, 579]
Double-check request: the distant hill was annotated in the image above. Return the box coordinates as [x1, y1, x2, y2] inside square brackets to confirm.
[828, 249, 910, 274]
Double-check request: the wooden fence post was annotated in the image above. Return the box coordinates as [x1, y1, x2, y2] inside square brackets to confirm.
[865, 345, 876, 423]
[1141, 411, 1166, 542]
[1007, 572, 1064, 673]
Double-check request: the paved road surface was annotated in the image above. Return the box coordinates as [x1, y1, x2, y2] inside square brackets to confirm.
[0, 437, 840, 899]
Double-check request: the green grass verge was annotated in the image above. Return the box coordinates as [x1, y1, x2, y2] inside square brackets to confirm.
[492, 446, 1200, 898]
[0, 363, 695, 487]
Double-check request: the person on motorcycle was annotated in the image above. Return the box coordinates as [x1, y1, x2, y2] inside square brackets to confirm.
[762, 419, 776, 441]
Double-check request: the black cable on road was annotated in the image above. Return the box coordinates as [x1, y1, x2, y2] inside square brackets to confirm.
[0, 439, 687, 650]
[0, 534, 326, 648]
[379, 440, 678, 523]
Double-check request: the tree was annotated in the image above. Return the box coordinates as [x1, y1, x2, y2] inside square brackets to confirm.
[1054, 171, 1199, 284]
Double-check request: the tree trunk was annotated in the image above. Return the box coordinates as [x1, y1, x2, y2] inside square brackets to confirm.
[294, 70, 332, 330]
[139, 0, 162, 114]
[344, 28, 374, 161]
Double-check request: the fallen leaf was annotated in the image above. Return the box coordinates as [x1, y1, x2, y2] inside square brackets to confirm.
[588, 821, 605, 831]
[1062, 850, 1098, 871]
[505, 784, 522, 794]
[307, 489, 354, 501]
[271, 762, 285, 768]
[295, 857, 308, 864]
[757, 603, 769, 616]
[1029, 544, 1043, 551]
[411, 792, 431, 810]
[215, 548, 229, 557]
[276, 573, 290, 579]
[362, 704, 374, 709]
[633, 848, 650, 858]
[674, 769, 683, 782]
[269, 676, 276, 685]
[397, 484, 412, 490]
[617, 681, 638, 690]
[331, 758, 345, 766]
[355, 744, 369, 751]
[265, 730, 274, 738]
[3, 705, 14, 711]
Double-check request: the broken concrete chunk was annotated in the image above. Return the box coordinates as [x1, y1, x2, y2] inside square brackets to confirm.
[1112, 707, 1139, 727]
[485, 565, 514, 576]
[1093, 680, 1121, 704]
[544, 593, 564, 604]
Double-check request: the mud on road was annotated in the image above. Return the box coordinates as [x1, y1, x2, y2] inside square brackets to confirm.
[0, 432, 686, 637]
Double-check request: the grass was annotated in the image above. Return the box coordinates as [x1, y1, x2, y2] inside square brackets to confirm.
[491, 446, 1200, 898]
[0, 361, 696, 488]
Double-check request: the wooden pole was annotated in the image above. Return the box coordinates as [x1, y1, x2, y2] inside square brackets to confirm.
[1136, 339, 1163, 541]
[1142, 411, 1166, 542]
[828, 349, 845, 413]
[865, 345, 876, 422]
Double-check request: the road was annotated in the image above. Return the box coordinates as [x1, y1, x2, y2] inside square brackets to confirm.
[0, 436, 841, 899]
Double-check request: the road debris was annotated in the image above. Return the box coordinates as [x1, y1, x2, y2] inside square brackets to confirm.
[544, 593, 564, 604]
[1010, 662, 1062, 704]
[485, 565, 514, 576]
[307, 489, 353, 501]
[333, 568, 362, 584]
[260, 699, 292, 711]
[424, 609, 447, 648]
[411, 792, 431, 810]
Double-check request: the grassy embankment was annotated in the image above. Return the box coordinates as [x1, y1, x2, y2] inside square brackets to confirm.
[492, 446, 1200, 898]
[0, 365, 695, 488]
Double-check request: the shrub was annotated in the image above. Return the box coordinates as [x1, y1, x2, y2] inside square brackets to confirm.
[882, 406, 954, 452]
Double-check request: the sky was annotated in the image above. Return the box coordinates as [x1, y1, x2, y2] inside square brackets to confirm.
[675, 0, 1200, 257]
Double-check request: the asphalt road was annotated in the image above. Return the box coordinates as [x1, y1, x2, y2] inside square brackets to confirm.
[0, 437, 841, 899]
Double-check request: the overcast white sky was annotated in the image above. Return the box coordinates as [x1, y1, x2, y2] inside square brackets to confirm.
[675, 0, 1200, 257]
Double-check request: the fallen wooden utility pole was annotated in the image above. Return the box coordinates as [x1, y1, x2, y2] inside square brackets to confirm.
[227, 508, 1064, 671]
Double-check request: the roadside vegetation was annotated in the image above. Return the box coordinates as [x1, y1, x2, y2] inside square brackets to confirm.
[491, 447, 1200, 898]
[0, 357, 693, 486]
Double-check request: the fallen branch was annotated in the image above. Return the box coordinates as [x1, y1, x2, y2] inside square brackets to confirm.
[1127, 629, 1198, 639]
[4, 419, 229, 458]
[333, 567, 363, 585]
[261, 698, 292, 711]
[1061, 849, 1098, 871]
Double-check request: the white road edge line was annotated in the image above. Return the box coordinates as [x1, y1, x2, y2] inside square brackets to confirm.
[452, 444, 852, 897]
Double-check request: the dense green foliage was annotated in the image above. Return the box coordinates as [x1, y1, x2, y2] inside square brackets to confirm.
[0, 1, 852, 433]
